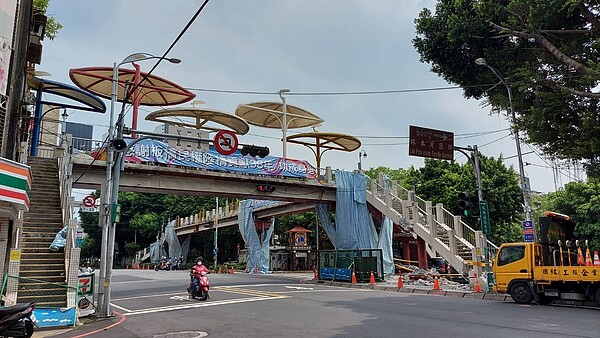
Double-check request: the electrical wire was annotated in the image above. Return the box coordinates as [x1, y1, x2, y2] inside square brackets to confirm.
[72, 0, 211, 185]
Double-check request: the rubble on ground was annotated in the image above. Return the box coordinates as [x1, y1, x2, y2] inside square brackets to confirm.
[390, 264, 472, 291]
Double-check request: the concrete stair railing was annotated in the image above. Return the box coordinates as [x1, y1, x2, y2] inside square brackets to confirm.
[366, 172, 498, 286]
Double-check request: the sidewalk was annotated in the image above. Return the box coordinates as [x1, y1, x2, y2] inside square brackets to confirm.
[311, 275, 511, 302]
[32, 314, 122, 338]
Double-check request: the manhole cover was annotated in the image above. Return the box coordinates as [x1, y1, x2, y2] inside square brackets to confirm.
[154, 331, 208, 338]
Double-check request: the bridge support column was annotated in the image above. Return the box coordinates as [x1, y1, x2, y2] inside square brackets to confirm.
[403, 239, 412, 261]
[417, 237, 427, 269]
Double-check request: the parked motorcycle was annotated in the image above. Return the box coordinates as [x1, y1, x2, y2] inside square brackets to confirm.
[172, 256, 184, 270]
[154, 257, 172, 271]
[0, 302, 36, 338]
[187, 271, 210, 301]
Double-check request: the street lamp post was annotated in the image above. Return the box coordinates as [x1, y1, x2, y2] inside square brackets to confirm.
[358, 150, 367, 171]
[475, 58, 533, 227]
[97, 53, 181, 318]
[278, 89, 291, 159]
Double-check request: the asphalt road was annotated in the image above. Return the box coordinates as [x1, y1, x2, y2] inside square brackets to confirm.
[51, 270, 600, 338]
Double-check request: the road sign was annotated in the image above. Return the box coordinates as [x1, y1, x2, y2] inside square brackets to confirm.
[214, 130, 239, 155]
[82, 195, 96, 208]
[522, 220, 533, 229]
[408, 125, 454, 161]
[479, 200, 490, 235]
[80, 207, 97, 213]
[524, 234, 535, 242]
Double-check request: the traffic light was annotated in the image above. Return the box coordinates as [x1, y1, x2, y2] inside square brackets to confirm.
[241, 145, 269, 158]
[257, 184, 276, 193]
[111, 203, 122, 223]
[458, 192, 471, 217]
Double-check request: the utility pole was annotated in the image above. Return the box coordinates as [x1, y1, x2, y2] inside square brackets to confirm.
[214, 197, 218, 271]
[454, 145, 492, 292]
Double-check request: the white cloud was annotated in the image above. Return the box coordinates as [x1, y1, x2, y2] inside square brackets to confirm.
[40, 0, 582, 194]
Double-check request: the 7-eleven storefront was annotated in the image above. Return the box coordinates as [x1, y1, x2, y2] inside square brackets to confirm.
[0, 157, 31, 279]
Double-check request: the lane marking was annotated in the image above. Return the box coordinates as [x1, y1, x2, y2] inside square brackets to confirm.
[124, 296, 287, 316]
[212, 286, 290, 298]
[113, 292, 185, 301]
[284, 286, 314, 290]
[110, 303, 132, 312]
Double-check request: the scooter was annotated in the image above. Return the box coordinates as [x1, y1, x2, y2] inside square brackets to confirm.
[187, 271, 210, 301]
[0, 302, 36, 338]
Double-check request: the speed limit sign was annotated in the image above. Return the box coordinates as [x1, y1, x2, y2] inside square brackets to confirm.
[214, 130, 239, 155]
[82, 195, 96, 208]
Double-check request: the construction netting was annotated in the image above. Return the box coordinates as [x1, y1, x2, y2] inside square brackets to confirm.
[315, 170, 394, 275]
[238, 199, 276, 273]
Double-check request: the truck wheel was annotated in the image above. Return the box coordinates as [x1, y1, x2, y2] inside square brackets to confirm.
[510, 282, 533, 304]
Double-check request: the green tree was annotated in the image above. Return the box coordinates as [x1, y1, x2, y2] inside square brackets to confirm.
[366, 157, 523, 244]
[33, 0, 63, 40]
[541, 180, 600, 250]
[413, 1, 600, 177]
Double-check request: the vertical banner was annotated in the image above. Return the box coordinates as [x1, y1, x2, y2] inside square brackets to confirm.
[0, 0, 17, 96]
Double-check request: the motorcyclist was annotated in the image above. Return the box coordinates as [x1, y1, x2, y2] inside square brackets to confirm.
[190, 258, 210, 295]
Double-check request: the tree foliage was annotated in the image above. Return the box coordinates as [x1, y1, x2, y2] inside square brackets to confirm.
[540, 180, 600, 250]
[33, 0, 63, 40]
[413, 1, 600, 177]
[365, 156, 523, 243]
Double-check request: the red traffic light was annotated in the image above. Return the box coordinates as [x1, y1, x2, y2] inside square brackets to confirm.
[257, 185, 276, 193]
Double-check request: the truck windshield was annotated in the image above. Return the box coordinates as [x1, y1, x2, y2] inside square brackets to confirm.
[497, 245, 525, 266]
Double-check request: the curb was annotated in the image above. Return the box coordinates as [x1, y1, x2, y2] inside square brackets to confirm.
[314, 279, 510, 303]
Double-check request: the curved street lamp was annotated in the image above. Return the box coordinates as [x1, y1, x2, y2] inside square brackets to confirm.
[475, 58, 532, 225]
[98, 52, 181, 318]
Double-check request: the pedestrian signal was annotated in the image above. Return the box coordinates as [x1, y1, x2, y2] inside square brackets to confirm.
[257, 185, 276, 193]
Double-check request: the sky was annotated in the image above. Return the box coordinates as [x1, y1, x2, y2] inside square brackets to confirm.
[40, 0, 585, 199]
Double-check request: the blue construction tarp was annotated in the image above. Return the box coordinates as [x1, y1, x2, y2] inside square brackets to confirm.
[316, 171, 394, 275]
[238, 200, 276, 273]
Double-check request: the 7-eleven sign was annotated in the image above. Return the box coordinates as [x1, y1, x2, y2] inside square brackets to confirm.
[78, 274, 94, 295]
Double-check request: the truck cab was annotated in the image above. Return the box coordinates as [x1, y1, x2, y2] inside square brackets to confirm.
[493, 242, 600, 305]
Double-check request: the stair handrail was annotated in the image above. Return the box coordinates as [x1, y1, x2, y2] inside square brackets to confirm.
[56, 134, 81, 307]
[376, 173, 499, 265]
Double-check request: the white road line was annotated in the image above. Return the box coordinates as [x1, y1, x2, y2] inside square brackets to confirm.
[113, 292, 186, 301]
[124, 296, 287, 316]
[110, 303, 132, 312]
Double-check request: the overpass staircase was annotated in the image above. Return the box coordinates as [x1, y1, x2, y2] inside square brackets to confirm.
[366, 173, 497, 283]
[5, 136, 81, 308]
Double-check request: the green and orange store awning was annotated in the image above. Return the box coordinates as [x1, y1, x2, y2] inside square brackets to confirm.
[0, 157, 32, 211]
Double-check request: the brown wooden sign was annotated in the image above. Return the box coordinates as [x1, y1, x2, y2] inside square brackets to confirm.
[409, 125, 454, 161]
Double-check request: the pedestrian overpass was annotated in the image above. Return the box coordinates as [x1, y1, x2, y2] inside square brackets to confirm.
[70, 151, 495, 285]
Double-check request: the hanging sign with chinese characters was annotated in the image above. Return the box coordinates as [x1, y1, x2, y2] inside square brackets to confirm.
[408, 125, 454, 161]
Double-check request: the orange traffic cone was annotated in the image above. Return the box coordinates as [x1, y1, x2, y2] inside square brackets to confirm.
[473, 273, 481, 293]
[218, 266, 222, 274]
[586, 248, 593, 266]
[254, 265, 259, 274]
[313, 268, 318, 280]
[433, 276, 441, 291]
[397, 275, 404, 288]
[577, 246, 585, 266]
[593, 251, 600, 266]
[147, 264, 150, 270]
[369, 271, 376, 285]
[351, 270, 357, 284]
[231, 266, 235, 274]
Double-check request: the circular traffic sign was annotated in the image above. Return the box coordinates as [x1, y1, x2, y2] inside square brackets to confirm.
[214, 130, 239, 155]
[82, 195, 96, 208]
